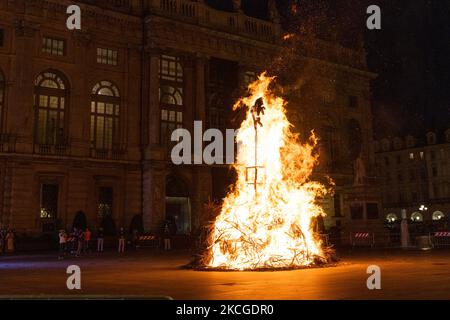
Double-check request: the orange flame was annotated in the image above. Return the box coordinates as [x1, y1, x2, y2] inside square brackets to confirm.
[205, 73, 329, 270]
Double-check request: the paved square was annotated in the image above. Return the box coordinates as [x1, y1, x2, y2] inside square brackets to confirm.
[1, 249, 449, 299]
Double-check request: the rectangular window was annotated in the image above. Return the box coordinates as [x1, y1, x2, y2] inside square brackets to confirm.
[333, 194, 342, 217]
[409, 169, 416, 182]
[97, 47, 118, 66]
[350, 203, 364, 220]
[432, 167, 438, 177]
[409, 153, 414, 160]
[40, 184, 59, 219]
[348, 95, 358, 108]
[433, 184, 440, 198]
[430, 151, 436, 161]
[366, 203, 379, 220]
[0, 29, 4, 47]
[42, 37, 65, 56]
[159, 55, 183, 82]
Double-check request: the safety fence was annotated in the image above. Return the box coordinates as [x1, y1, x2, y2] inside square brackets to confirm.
[320, 231, 450, 249]
[350, 232, 375, 247]
[133, 231, 450, 250]
[137, 235, 160, 249]
[433, 232, 450, 248]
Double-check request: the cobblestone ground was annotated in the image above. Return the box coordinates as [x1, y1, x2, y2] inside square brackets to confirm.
[1, 249, 449, 299]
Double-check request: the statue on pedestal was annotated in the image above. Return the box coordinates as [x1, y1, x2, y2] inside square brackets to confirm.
[353, 155, 366, 186]
[232, 0, 241, 12]
[268, 0, 280, 23]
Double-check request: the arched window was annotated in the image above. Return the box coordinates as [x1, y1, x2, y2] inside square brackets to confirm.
[90, 81, 120, 150]
[34, 71, 69, 145]
[0, 70, 5, 131]
[159, 55, 184, 145]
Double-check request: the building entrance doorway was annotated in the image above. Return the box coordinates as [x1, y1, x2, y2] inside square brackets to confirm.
[165, 175, 191, 235]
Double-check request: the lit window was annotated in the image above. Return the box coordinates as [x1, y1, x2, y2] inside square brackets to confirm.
[409, 153, 414, 160]
[97, 48, 118, 66]
[34, 71, 68, 145]
[159, 55, 183, 82]
[40, 184, 59, 219]
[420, 151, 424, 159]
[42, 37, 65, 56]
[159, 55, 184, 145]
[91, 81, 120, 150]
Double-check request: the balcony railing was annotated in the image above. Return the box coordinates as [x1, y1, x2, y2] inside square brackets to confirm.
[79, 0, 132, 12]
[90, 146, 127, 160]
[0, 134, 17, 153]
[149, 0, 281, 43]
[35, 143, 70, 156]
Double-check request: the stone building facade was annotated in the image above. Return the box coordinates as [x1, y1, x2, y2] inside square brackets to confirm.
[0, 0, 378, 237]
[374, 129, 450, 223]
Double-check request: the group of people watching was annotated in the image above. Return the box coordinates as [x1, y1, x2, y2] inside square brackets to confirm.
[0, 228, 15, 254]
[58, 226, 134, 259]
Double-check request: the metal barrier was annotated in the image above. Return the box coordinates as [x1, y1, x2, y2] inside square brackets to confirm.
[351, 232, 375, 247]
[137, 235, 160, 249]
[432, 232, 450, 248]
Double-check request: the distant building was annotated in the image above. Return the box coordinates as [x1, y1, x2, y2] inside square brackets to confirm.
[374, 129, 450, 223]
[0, 0, 378, 237]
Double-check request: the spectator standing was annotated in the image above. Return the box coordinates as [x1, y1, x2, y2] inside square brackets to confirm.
[132, 229, 139, 250]
[58, 230, 67, 260]
[0, 228, 5, 254]
[76, 228, 84, 257]
[70, 228, 78, 254]
[163, 220, 171, 251]
[118, 227, 125, 253]
[97, 227, 104, 252]
[84, 228, 92, 253]
[5, 229, 15, 253]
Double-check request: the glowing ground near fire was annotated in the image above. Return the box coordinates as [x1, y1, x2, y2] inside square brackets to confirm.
[200, 73, 332, 271]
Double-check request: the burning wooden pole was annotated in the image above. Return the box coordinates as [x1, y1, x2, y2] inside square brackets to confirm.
[247, 97, 265, 198]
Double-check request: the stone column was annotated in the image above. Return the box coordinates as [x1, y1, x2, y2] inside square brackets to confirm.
[12, 20, 38, 154]
[144, 49, 165, 161]
[142, 161, 167, 232]
[191, 55, 212, 229]
[192, 167, 212, 230]
[195, 54, 208, 122]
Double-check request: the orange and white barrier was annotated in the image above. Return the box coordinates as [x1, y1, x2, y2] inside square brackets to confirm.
[433, 231, 450, 248]
[351, 232, 375, 247]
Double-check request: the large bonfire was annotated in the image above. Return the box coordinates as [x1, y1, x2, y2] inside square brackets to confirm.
[202, 73, 331, 270]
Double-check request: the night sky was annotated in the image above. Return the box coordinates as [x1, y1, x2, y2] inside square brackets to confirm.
[208, 0, 450, 138]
